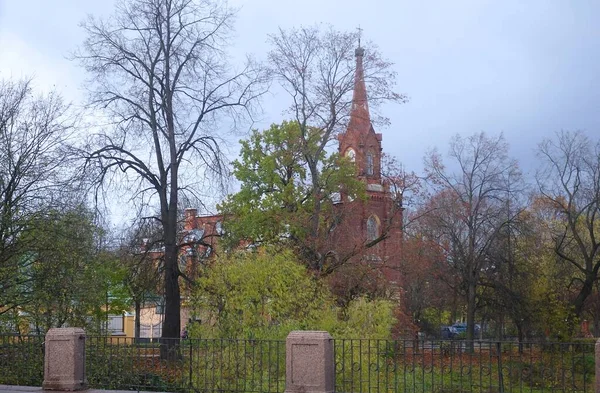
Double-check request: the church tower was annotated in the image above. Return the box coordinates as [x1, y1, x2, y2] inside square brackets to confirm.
[336, 43, 402, 282]
[338, 45, 384, 187]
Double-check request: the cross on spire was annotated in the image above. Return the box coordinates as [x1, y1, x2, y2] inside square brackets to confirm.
[357, 25, 363, 48]
[348, 25, 370, 134]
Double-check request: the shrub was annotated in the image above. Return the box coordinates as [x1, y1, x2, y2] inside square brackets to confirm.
[189, 247, 397, 340]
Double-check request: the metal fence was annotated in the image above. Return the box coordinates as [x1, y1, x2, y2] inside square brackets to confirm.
[0, 334, 44, 386]
[85, 336, 286, 392]
[334, 339, 596, 393]
[0, 334, 596, 393]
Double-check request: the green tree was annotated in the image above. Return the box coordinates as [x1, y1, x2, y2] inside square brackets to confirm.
[219, 121, 364, 272]
[479, 204, 574, 342]
[267, 27, 406, 269]
[190, 247, 329, 339]
[190, 246, 397, 339]
[0, 78, 75, 315]
[327, 296, 396, 339]
[536, 131, 600, 318]
[17, 207, 127, 334]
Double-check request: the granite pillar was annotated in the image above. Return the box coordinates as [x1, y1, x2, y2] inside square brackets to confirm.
[42, 328, 87, 391]
[285, 331, 334, 393]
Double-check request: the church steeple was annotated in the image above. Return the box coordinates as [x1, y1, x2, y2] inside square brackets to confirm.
[338, 41, 383, 182]
[347, 44, 371, 135]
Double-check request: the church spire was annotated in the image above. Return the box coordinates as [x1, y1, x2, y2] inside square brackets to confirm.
[347, 41, 371, 134]
[338, 34, 383, 181]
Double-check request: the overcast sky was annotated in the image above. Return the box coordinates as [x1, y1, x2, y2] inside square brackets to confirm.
[1, 0, 599, 200]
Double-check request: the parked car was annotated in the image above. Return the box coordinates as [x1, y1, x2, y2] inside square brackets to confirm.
[441, 326, 459, 339]
[452, 323, 481, 336]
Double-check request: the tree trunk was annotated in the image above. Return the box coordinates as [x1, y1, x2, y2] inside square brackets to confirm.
[573, 272, 595, 317]
[450, 291, 458, 325]
[497, 312, 504, 341]
[306, 158, 323, 270]
[466, 279, 476, 353]
[161, 249, 181, 355]
[309, 163, 321, 229]
[516, 321, 524, 354]
[134, 300, 141, 342]
[160, 206, 181, 360]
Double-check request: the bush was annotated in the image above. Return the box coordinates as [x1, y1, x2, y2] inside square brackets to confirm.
[324, 296, 396, 339]
[189, 247, 397, 340]
[0, 336, 44, 386]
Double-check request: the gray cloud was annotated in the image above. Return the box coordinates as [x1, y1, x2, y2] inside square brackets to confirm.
[1, 0, 598, 179]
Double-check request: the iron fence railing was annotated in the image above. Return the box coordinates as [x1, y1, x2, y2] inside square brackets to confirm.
[0, 334, 44, 386]
[0, 334, 596, 393]
[333, 339, 596, 393]
[85, 336, 286, 392]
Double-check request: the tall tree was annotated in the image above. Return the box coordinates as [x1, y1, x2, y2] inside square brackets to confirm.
[423, 132, 522, 345]
[0, 78, 75, 314]
[74, 0, 266, 345]
[472, 164, 533, 342]
[219, 120, 365, 270]
[267, 26, 406, 267]
[536, 130, 600, 318]
[478, 205, 549, 343]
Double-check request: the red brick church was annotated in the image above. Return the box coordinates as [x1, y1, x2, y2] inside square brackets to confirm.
[183, 43, 402, 285]
[330, 44, 403, 284]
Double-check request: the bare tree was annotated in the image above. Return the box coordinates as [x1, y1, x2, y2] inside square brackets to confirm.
[267, 26, 407, 266]
[73, 0, 266, 346]
[0, 78, 75, 314]
[537, 130, 600, 318]
[381, 153, 422, 225]
[423, 132, 522, 346]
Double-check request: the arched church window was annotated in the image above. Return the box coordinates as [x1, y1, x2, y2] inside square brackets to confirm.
[366, 215, 379, 241]
[366, 152, 374, 175]
[345, 148, 356, 162]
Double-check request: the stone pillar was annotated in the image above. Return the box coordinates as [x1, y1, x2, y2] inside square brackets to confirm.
[285, 331, 334, 393]
[43, 328, 87, 391]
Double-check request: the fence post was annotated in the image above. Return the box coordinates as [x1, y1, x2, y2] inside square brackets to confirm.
[596, 339, 600, 393]
[285, 331, 334, 393]
[42, 328, 87, 391]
